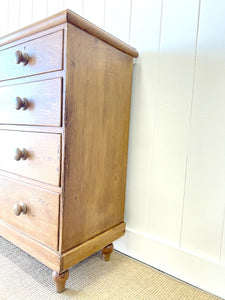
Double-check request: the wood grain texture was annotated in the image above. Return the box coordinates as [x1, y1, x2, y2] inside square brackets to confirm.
[0, 169, 62, 193]
[0, 10, 138, 58]
[52, 270, 69, 293]
[0, 220, 61, 272]
[0, 125, 63, 133]
[0, 30, 63, 81]
[0, 2, 223, 297]
[0, 78, 62, 126]
[102, 243, 114, 261]
[60, 24, 133, 252]
[0, 130, 61, 186]
[0, 176, 59, 249]
[61, 223, 126, 271]
[0, 9, 136, 286]
[66, 10, 138, 58]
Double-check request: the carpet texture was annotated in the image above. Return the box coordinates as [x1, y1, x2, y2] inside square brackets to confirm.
[0, 237, 221, 299]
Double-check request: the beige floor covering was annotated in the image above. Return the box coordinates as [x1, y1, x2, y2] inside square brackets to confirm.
[0, 237, 221, 300]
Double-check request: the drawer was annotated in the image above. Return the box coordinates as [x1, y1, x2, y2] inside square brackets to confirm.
[0, 78, 62, 126]
[0, 30, 63, 81]
[0, 131, 61, 186]
[0, 176, 59, 250]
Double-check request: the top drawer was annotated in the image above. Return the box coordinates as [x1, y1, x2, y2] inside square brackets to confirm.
[0, 30, 63, 81]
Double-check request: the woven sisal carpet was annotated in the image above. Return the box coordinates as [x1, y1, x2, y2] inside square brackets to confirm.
[0, 237, 221, 299]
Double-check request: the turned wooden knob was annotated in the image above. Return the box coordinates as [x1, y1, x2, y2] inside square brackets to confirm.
[14, 50, 29, 65]
[13, 202, 27, 216]
[14, 148, 28, 161]
[15, 97, 29, 110]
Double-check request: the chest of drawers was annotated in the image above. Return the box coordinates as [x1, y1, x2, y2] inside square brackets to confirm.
[0, 10, 138, 292]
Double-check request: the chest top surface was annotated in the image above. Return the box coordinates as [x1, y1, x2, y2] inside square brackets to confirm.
[0, 9, 138, 59]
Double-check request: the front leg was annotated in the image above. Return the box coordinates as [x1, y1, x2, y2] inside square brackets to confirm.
[102, 243, 114, 261]
[52, 270, 69, 293]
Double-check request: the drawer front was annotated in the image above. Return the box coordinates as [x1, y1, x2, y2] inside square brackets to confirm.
[0, 78, 62, 126]
[0, 176, 59, 250]
[0, 131, 61, 186]
[0, 30, 63, 81]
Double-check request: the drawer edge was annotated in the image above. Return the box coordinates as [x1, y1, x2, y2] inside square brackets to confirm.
[0, 220, 61, 272]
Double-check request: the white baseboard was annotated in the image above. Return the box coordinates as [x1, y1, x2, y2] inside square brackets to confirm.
[114, 229, 225, 299]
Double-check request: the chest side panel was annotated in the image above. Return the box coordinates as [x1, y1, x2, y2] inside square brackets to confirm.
[61, 24, 133, 252]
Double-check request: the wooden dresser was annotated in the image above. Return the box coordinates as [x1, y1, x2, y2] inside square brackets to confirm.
[0, 10, 138, 292]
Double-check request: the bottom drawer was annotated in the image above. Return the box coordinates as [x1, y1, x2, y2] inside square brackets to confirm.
[0, 176, 59, 250]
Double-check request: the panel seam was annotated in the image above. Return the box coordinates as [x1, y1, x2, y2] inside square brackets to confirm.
[179, 0, 202, 248]
[146, 0, 164, 235]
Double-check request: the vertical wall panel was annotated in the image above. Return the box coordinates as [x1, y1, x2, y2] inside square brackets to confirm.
[47, 0, 64, 16]
[83, 0, 105, 28]
[20, 0, 33, 29]
[64, 0, 83, 16]
[125, 0, 162, 233]
[221, 216, 225, 264]
[8, 0, 20, 33]
[105, 0, 131, 43]
[33, 0, 47, 22]
[181, 0, 225, 262]
[0, 0, 9, 36]
[148, 0, 199, 245]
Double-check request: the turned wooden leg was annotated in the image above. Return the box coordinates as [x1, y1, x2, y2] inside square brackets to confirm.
[52, 270, 69, 293]
[102, 243, 114, 261]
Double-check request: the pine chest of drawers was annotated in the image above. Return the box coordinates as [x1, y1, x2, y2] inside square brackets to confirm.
[0, 10, 138, 292]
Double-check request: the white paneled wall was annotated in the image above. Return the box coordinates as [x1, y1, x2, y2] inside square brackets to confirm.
[32, 0, 47, 23]
[83, 0, 105, 28]
[148, 0, 200, 245]
[1, 0, 225, 298]
[181, 0, 225, 263]
[126, 0, 163, 234]
[20, 0, 33, 28]
[105, 0, 131, 43]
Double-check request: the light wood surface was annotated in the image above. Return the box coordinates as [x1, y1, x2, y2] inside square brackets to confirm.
[0, 219, 125, 273]
[0, 10, 138, 58]
[0, 176, 59, 249]
[0, 219, 61, 271]
[0, 78, 62, 126]
[61, 24, 133, 251]
[0, 125, 63, 133]
[102, 243, 114, 261]
[0, 130, 61, 186]
[61, 223, 125, 271]
[0, 9, 137, 292]
[0, 169, 62, 193]
[0, 30, 63, 81]
[52, 270, 69, 293]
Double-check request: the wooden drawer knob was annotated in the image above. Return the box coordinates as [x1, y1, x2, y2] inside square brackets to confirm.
[13, 202, 27, 216]
[14, 50, 29, 66]
[15, 97, 29, 110]
[14, 148, 28, 161]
